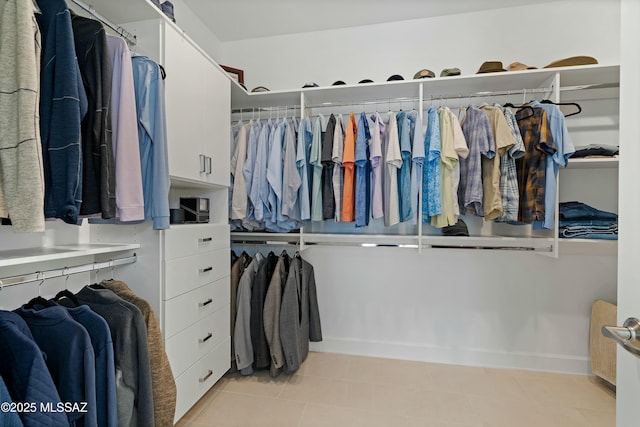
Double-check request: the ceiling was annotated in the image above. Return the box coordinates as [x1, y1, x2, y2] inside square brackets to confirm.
[182, 0, 557, 42]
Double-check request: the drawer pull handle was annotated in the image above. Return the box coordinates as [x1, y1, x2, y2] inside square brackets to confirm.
[199, 332, 213, 343]
[199, 237, 213, 243]
[206, 156, 212, 174]
[199, 266, 213, 273]
[199, 370, 213, 383]
[199, 298, 213, 307]
[199, 154, 206, 173]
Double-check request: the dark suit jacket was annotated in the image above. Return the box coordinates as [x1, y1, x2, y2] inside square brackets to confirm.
[280, 254, 322, 374]
[250, 252, 278, 369]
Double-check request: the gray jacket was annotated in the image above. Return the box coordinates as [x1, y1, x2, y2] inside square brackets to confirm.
[263, 252, 290, 377]
[233, 253, 263, 374]
[280, 254, 322, 374]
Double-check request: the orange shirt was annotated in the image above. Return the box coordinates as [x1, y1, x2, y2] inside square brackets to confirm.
[342, 113, 357, 222]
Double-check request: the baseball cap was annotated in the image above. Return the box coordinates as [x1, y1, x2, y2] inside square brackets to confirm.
[387, 74, 405, 81]
[413, 69, 436, 79]
[358, 79, 374, 84]
[302, 82, 319, 88]
[251, 86, 270, 93]
[440, 68, 461, 77]
[332, 80, 346, 86]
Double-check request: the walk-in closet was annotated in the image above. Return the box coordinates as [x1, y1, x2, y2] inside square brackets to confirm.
[1, 0, 638, 426]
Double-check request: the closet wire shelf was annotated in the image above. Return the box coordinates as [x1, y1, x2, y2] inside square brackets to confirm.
[0, 254, 137, 289]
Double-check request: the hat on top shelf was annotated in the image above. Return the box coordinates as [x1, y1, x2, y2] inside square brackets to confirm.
[439, 68, 461, 77]
[251, 86, 270, 93]
[413, 69, 436, 79]
[302, 82, 319, 88]
[476, 61, 506, 74]
[387, 74, 405, 81]
[358, 79, 374, 84]
[508, 61, 537, 71]
[332, 80, 346, 86]
[160, 1, 176, 22]
[543, 55, 598, 68]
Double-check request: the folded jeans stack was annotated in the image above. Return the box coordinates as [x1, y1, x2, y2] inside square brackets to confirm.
[559, 201, 618, 240]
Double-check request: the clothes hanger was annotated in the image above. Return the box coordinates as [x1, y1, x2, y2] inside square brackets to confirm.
[54, 268, 81, 307]
[539, 99, 582, 117]
[25, 273, 53, 309]
[503, 102, 535, 119]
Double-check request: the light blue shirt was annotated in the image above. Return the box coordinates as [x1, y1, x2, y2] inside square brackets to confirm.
[251, 120, 270, 223]
[241, 120, 261, 229]
[531, 101, 575, 230]
[396, 111, 412, 222]
[423, 107, 442, 219]
[131, 56, 170, 230]
[310, 115, 325, 221]
[282, 119, 302, 224]
[297, 118, 313, 221]
[355, 112, 371, 227]
[407, 111, 424, 225]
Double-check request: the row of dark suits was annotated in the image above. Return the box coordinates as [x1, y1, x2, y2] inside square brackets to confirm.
[230, 250, 323, 377]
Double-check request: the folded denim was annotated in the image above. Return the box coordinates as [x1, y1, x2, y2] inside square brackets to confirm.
[560, 225, 617, 238]
[559, 232, 618, 240]
[559, 219, 617, 228]
[559, 201, 618, 221]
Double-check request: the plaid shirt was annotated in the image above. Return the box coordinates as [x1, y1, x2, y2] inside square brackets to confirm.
[460, 106, 495, 217]
[515, 107, 556, 223]
[495, 107, 525, 223]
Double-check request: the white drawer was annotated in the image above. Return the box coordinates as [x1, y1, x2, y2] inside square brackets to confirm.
[164, 249, 230, 299]
[165, 306, 230, 377]
[174, 337, 230, 422]
[163, 276, 230, 338]
[163, 223, 229, 260]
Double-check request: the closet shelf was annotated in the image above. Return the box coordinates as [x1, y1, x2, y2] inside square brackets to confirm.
[231, 64, 620, 110]
[231, 232, 554, 251]
[566, 157, 618, 169]
[0, 243, 140, 268]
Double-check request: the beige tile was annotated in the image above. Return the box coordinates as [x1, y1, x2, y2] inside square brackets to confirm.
[179, 381, 225, 422]
[579, 408, 616, 427]
[221, 369, 291, 397]
[372, 384, 477, 424]
[174, 418, 192, 427]
[347, 355, 432, 389]
[298, 403, 406, 427]
[298, 351, 351, 380]
[279, 374, 373, 409]
[404, 418, 485, 427]
[428, 367, 529, 402]
[193, 391, 304, 427]
[516, 374, 616, 413]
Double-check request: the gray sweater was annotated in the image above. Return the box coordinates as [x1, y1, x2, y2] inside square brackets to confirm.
[0, 0, 45, 231]
[71, 286, 155, 427]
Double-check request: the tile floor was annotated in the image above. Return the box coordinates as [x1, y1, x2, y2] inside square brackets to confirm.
[175, 352, 615, 427]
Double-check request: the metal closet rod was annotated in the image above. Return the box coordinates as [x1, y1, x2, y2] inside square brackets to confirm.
[69, 0, 137, 46]
[0, 254, 137, 289]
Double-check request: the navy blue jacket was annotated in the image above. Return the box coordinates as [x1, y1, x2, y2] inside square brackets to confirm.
[36, 0, 88, 224]
[0, 376, 24, 426]
[14, 305, 98, 427]
[0, 310, 68, 427]
[60, 303, 118, 427]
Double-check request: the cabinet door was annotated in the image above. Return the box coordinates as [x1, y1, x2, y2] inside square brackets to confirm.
[163, 24, 203, 182]
[201, 59, 230, 187]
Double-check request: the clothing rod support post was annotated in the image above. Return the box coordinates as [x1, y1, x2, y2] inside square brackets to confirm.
[69, 0, 137, 46]
[0, 254, 137, 289]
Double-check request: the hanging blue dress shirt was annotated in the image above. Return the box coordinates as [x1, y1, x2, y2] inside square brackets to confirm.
[297, 118, 313, 221]
[355, 112, 372, 227]
[423, 107, 442, 219]
[396, 111, 412, 222]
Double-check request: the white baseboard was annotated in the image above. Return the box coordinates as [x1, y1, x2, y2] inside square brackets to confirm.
[309, 337, 591, 375]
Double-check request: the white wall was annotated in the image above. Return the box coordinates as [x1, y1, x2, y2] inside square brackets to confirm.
[219, 0, 620, 92]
